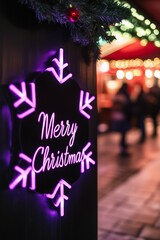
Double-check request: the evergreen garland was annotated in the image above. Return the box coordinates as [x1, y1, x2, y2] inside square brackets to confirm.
[18, 0, 131, 59]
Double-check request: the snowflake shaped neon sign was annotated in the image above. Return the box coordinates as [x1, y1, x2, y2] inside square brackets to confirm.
[8, 48, 95, 216]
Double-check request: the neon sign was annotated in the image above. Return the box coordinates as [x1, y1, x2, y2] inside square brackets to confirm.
[9, 82, 36, 119]
[8, 48, 95, 216]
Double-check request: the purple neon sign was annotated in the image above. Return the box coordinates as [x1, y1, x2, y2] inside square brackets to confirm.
[8, 48, 95, 216]
[9, 82, 36, 119]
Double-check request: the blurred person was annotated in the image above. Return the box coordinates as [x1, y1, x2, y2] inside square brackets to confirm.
[146, 77, 160, 137]
[110, 82, 132, 156]
[131, 83, 147, 143]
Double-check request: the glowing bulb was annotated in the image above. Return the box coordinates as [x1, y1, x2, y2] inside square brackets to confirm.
[145, 69, 153, 78]
[133, 69, 141, 77]
[140, 39, 148, 46]
[150, 23, 156, 30]
[116, 70, 124, 79]
[100, 61, 109, 72]
[125, 71, 133, 80]
[154, 70, 160, 78]
[145, 19, 150, 25]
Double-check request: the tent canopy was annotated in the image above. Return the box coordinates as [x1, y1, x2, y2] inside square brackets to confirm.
[101, 38, 160, 60]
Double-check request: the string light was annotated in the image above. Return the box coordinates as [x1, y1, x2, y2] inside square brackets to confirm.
[109, 1, 160, 48]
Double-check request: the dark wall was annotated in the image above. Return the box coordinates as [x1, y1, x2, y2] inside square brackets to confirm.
[0, 1, 97, 240]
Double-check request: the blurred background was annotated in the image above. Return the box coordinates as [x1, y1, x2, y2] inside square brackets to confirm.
[97, 0, 160, 132]
[98, 0, 160, 239]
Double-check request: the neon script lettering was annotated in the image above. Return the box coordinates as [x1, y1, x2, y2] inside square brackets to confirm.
[38, 112, 78, 147]
[32, 145, 84, 173]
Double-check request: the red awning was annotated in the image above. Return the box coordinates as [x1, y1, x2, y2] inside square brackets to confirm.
[102, 39, 160, 60]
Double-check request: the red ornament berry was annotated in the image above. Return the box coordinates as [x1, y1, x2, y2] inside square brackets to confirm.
[66, 7, 80, 22]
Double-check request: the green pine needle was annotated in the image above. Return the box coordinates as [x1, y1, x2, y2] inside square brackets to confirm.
[19, 0, 131, 60]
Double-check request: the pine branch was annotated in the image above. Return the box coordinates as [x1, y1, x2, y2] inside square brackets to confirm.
[18, 0, 131, 59]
